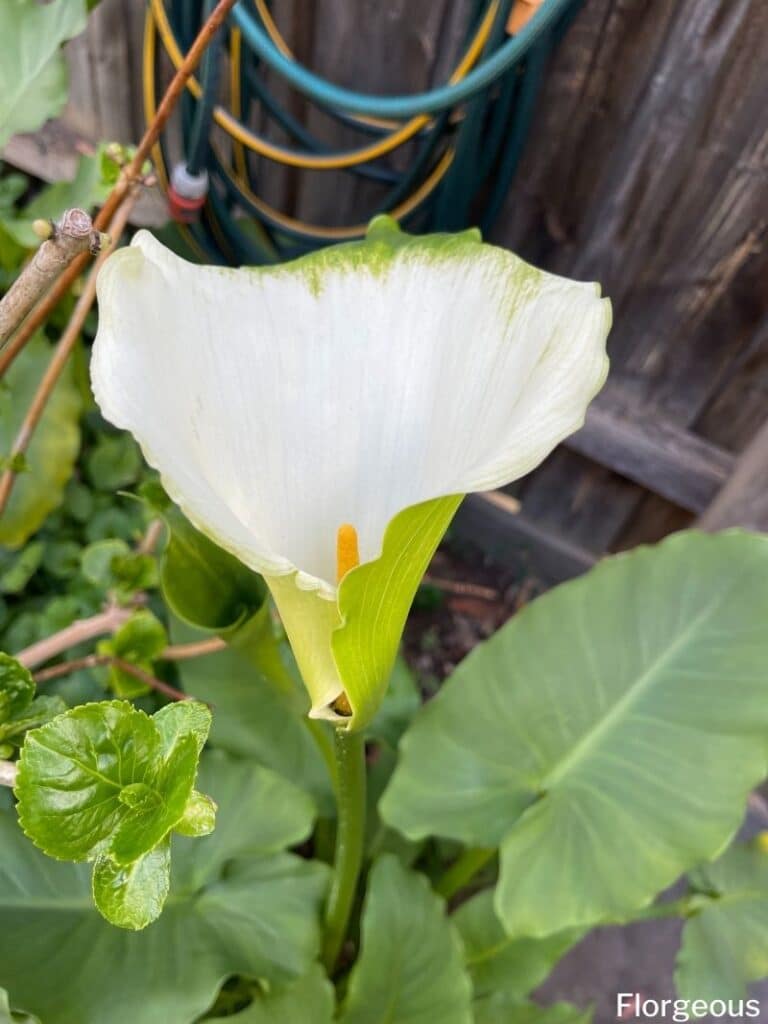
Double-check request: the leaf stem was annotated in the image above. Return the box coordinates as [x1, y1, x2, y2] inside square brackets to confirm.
[322, 728, 367, 972]
[434, 846, 496, 901]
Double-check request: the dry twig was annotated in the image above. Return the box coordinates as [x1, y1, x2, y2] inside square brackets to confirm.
[0, 210, 107, 345]
[15, 605, 134, 669]
[34, 653, 191, 703]
[0, 194, 138, 515]
[0, 0, 238, 378]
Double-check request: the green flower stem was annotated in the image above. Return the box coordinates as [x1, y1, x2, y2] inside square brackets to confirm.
[322, 728, 367, 972]
[434, 846, 496, 901]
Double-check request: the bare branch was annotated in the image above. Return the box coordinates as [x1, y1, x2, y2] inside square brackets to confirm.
[15, 605, 133, 670]
[34, 653, 193, 704]
[0, 210, 107, 346]
[0, 193, 138, 515]
[0, 0, 238, 376]
[161, 637, 226, 661]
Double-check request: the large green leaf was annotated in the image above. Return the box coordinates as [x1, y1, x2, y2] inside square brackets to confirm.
[0, 988, 39, 1024]
[0, 334, 82, 547]
[0, 0, 87, 147]
[382, 531, 768, 936]
[338, 855, 472, 1024]
[454, 889, 579, 1004]
[172, 618, 334, 814]
[0, 751, 327, 1024]
[207, 966, 335, 1024]
[676, 838, 768, 1002]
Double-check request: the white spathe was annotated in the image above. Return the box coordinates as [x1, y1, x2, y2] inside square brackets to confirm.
[91, 223, 611, 604]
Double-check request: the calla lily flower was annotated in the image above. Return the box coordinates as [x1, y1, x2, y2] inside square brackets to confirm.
[91, 217, 611, 731]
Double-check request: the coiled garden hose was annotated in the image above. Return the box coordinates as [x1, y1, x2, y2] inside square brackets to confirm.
[144, 0, 583, 264]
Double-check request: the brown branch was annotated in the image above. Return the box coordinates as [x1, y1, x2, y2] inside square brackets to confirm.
[0, 761, 17, 788]
[0, 0, 238, 377]
[34, 653, 191, 703]
[15, 605, 133, 669]
[0, 211, 107, 346]
[161, 637, 226, 660]
[0, 194, 138, 516]
[136, 518, 165, 555]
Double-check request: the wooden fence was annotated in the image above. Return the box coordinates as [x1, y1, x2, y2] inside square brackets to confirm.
[6, 0, 767, 582]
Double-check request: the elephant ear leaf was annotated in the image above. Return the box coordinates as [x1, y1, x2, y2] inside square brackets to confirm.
[382, 530, 768, 937]
[676, 838, 768, 1003]
[0, 0, 87, 147]
[338, 855, 473, 1024]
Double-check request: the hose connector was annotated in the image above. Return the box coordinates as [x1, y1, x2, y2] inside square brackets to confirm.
[168, 163, 209, 223]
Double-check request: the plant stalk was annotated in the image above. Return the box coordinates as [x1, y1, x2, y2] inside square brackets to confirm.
[435, 846, 496, 901]
[322, 728, 367, 972]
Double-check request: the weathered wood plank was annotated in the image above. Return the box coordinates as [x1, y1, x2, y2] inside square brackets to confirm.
[566, 386, 734, 513]
[454, 493, 597, 581]
[698, 419, 768, 531]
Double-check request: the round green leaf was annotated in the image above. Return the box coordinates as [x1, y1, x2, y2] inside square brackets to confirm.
[0, 752, 327, 1024]
[15, 701, 161, 860]
[92, 837, 171, 930]
[175, 790, 217, 837]
[382, 531, 768, 936]
[0, 335, 81, 547]
[339, 854, 472, 1024]
[85, 432, 142, 491]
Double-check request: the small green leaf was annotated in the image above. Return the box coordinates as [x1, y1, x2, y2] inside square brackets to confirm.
[175, 790, 216, 837]
[24, 151, 110, 222]
[80, 538, 131, 587]
[0, 654, 34, 723]
[339, 855, 472, 1024]
[206, 966, 334, 1023]
[143, 481, 266, 632]
[15, 701, 162, 861]
[86, 432, 142, 491]
[0, 335, 81, 547]
[0, 542, 44, 594]
[382, 531, 768, 937]
[153, 699, 211, 757]
[676, 838, 768, 1002]
[108, 733, 199, 865]
[98, 609, 167, 697]
[92, 838, 171, 930]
